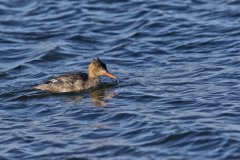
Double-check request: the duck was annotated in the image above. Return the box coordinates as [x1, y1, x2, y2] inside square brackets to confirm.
[34, 57, 117, 93]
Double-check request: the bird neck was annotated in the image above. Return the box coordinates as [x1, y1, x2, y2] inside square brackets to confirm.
[88, 67, 99, 79]
[85, 75, 101, 90]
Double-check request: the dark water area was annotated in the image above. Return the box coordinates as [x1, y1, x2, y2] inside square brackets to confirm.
[1, 0, 240, 159]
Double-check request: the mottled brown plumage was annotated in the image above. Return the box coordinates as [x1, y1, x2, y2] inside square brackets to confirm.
[34, 58, 117, 93]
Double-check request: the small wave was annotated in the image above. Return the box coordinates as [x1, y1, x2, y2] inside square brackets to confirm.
[101, 112, 140, 122]
[0, 71, 8, 78]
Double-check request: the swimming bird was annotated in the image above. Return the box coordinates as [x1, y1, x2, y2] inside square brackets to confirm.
[34, 57, 117, 93]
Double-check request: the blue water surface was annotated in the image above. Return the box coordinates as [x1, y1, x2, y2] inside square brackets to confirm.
[0, 0, 240, 159]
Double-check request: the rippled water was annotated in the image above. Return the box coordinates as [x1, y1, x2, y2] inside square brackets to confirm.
[1, 0, 240, 159]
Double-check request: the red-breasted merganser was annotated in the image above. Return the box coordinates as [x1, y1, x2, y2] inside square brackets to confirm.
[34, 57, 117, 93]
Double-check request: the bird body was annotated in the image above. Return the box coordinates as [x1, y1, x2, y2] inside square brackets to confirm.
[34, 58, 117, 93]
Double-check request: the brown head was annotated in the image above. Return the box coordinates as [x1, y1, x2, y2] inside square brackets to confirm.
[88, 57, 117, 79]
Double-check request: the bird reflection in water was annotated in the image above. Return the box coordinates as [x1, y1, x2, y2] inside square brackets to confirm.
[69, 83, 118, 107]
[89, 88, 117, 106]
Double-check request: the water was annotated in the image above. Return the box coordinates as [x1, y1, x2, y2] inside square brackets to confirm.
[1, 0, 240, 159]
